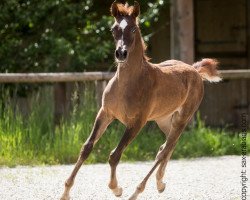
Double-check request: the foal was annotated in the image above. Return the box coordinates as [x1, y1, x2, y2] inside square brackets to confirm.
[61, 2, 221, 200]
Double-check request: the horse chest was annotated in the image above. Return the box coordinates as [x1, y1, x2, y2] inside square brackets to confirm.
[103, 79, 148, 123]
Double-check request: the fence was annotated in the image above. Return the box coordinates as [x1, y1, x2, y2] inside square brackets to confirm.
[0, 70, 250, 83]
[0, 70, 250, 125]
[0, 72, 115, 83]
[0, 70, 250, 104]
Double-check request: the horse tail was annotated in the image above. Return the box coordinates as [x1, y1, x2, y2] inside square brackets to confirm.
[193, 58, 222, 82]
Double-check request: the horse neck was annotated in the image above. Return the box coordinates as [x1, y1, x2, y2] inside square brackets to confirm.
[117, 32, 146, 82]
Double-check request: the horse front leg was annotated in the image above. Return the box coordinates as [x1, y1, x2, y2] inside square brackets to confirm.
[60, 108, 113, 200]
[108, 121, 144, 197]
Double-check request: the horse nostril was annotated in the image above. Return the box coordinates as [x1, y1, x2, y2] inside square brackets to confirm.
[123, 50, 127, 58]
[115, 50, 120, 59]
[115, 49, 127, 61]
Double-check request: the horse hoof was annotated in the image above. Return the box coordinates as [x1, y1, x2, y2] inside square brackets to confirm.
[128, 193, 138, 200]
[113, 186, 123, 197]
[157, 182, 166, 193]
[60, 195, 70, 200]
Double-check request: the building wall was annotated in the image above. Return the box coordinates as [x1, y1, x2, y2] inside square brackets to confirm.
[149, 0, 250, 128]
[195, 0, 250, 128]
[148, 3, 171, 63]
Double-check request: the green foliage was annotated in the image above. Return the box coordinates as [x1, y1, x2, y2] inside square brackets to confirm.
[0, 86, 248, 167]
[172, 115, 244, 159]
[1, 0, 110, 72]
[0, 0, 166, 73]
[0, 0, 167, 99]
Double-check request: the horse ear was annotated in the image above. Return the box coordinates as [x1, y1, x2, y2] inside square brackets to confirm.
[110, 1, 119, 17]
[132, 1, 140, 18]
[119, 0, 126, 4]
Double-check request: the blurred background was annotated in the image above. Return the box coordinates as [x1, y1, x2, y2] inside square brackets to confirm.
[0, 0, 249, 166]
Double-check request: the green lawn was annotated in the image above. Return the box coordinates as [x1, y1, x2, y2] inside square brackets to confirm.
[0, 87, 249, 166]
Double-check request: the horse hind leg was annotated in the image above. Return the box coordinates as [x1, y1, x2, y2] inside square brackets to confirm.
[129, 111, 190, 200]
[154, 97, 202, 195]
[155, 115, 172, 193]
[155, 145, 173, 193]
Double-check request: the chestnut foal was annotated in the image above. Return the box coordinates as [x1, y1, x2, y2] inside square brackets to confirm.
[61, 2, 221, 200]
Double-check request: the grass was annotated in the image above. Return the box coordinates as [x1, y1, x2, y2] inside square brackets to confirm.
[0, 85, 249, 167]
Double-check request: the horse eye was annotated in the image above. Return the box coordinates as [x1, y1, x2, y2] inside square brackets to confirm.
[131, 28, 136, 33]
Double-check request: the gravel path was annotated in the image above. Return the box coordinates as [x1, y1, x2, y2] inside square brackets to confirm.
[0, 156, 248, 200]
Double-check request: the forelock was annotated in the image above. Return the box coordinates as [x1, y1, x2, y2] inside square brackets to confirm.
[116, 3, 135, 16]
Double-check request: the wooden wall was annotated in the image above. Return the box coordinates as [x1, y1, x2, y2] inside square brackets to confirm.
[149, 0, 250, 128]
[195, 0, 250, 128]
[148, 3, 171, 63]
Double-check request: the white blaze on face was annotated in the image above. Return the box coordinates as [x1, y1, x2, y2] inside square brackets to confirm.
[119, 19, 128, 32]
[117, 18, 128, 47]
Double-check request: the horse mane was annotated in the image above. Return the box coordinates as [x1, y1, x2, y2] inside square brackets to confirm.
[115, 3, 135, 16]
[142, 42, 150, 61]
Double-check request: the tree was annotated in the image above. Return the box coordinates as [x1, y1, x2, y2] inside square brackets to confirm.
[0, 0, 166, 73]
